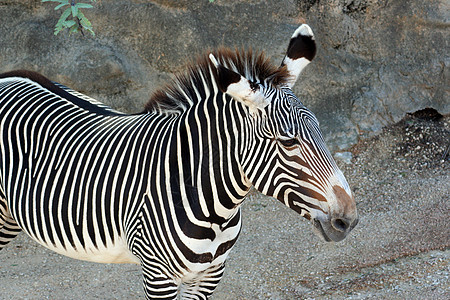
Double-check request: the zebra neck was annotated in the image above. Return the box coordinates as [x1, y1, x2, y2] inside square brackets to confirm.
[168, 99, 251, 223]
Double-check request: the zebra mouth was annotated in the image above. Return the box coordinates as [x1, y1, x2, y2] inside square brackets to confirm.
[312, 219, 332, 242]
[313, 218, 351, 242]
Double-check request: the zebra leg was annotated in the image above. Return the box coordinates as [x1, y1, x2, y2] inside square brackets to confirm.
[0, 216, 21, 250]
[0, 199, 21, 250]
[141, 264, 178, 300]
[179, 264, 226, 299]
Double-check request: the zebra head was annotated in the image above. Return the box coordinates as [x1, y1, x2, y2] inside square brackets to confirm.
[210, 24, 358, 242]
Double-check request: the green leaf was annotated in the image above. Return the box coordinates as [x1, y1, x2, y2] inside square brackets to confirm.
[71, 5, 78, 17]
[42, 0, 66, 3]
[69, 24, 80, 33]
[86, 27, 95, 37]
[63, 20, 76, 27]
[57, 7, 72, 24]
[78, 11, 91, 27]
[75, 3, 94, 9]
[54, 3, 69, 10]
[76, 11, 95, 36]
[54, 26, 62, 35]
[79, 17, 92, 28]
[80, 19, 92, 29]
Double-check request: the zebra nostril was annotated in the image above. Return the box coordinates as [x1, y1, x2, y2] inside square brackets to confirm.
[331, 218, 349, 232]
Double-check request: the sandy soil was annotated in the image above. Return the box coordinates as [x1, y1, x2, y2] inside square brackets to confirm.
[0, 111, 448, 299]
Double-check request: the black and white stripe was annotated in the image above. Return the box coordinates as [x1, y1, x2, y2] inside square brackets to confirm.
[0, 24, 357, 299]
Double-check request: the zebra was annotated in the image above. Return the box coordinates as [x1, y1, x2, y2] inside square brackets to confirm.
[0, 24, 358, 299]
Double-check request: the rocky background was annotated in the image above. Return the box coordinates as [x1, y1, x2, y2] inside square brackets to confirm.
[0, 1, 449, 299]
[0, 0, 448, 151]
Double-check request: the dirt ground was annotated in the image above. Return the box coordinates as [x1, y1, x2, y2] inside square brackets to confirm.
[0, 110, 448, 299]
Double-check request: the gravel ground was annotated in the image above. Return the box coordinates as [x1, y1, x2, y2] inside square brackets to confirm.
[0, 111, 448, 299]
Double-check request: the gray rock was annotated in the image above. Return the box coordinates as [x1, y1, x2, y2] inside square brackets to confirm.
[334, 151, 353, 164]
[1, 0, 448, 151]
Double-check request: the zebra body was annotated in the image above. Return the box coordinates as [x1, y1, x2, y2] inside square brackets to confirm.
[0, 74, 246, 294]
[0, 77, 136, 263]
[0, 24, 358, 299]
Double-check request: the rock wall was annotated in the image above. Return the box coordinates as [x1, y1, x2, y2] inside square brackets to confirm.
[1, 0, 448, 151]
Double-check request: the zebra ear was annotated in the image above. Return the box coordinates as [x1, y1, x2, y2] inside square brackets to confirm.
[281, 24, 317, 88]
[209, 54, 269, 111]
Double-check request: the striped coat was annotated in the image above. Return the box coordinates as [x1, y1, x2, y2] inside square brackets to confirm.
[0, 24, 358, 299]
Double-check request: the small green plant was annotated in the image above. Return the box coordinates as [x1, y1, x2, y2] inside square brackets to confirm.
[42, 0, 96, 36]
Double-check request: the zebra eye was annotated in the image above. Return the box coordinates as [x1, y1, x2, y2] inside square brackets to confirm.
[279, 138, 299, 148]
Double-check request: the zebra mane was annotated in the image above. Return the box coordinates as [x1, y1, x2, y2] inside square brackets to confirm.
[144, 48, 291, 114]
[0, 70, 120, 116]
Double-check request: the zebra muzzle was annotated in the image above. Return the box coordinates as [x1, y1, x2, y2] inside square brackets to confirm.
[312, 185, 359, 242]
[312, 215, 358, 242]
